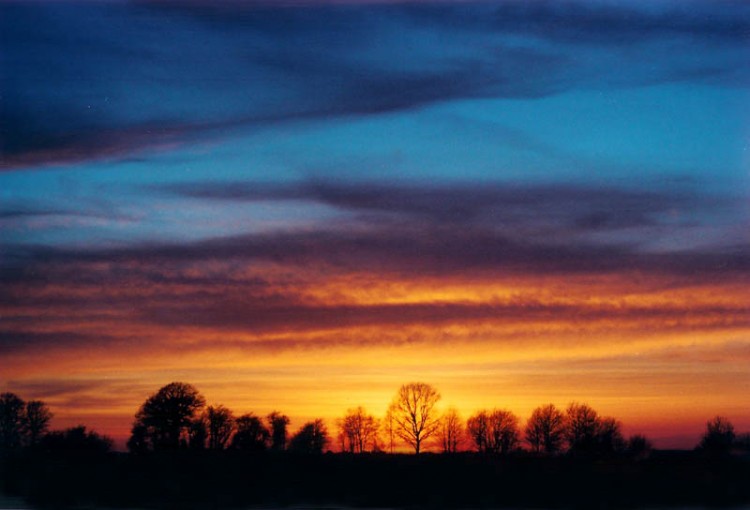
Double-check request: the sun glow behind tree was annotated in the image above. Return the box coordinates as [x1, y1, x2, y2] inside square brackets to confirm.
[1, 0, 749, 449]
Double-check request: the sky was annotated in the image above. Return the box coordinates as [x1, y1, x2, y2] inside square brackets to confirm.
[1, 0, 749, 450]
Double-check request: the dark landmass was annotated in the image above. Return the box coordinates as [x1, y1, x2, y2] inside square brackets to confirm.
[2, 450, 749, 509]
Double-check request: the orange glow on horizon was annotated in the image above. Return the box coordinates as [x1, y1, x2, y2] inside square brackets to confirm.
[3, 265, 749, 450]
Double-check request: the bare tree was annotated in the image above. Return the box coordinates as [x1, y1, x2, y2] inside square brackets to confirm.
[383, 407, 396, 453]
[205, 405, 234, 450]
[128, 382, 206, 451]
[565, 402, 600, 453]
[438, 408, 463, 453]
[467, 409, 519, 454]
[267, 411, 290, 451]
[699, 416, 735, 453]
[23, 400, 53, 447]
[492, 409, 520, 454]
[525, 404, 565, 454]
[338, 407, 379, 453]
[466, 410, 490, 453]
[597, 416, 625, 453]
[388, 382, 441, 454]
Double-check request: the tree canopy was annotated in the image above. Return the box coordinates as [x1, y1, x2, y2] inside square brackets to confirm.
[128, 382, 206, 451]
[0, 393, 53, 451]
[289, 419, 329, 454]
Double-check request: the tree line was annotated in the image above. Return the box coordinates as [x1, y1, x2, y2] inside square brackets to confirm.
[0, 392, 111, 454]
[1, 383, 747, 456]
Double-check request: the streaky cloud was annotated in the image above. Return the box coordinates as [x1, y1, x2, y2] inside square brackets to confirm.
[3, 0, 747, 168]
[155, 179, 725, 228]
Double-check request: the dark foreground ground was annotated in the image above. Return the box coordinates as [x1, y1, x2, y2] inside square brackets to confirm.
[2, 450, 749, 509]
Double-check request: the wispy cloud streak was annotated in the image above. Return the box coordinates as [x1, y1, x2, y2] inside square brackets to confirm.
[3, 0, 748, 168]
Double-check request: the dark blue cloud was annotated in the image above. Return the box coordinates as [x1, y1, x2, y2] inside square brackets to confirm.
[154, 179, 736, 233]
[2, 0, 748, 168]
[3, 176, 747, 284]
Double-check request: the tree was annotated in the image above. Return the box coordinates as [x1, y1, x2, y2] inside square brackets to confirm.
[289, 419, 329, 454]
[0, 392, 26, 451]
[205, 405, 234, 450]
[267, 411, 290, 451]
[231, 413, 269, 451]
[383, 407, 396, 453]
[626, 434, 653, 458]
[23, 400, 53, 447]
[127, 423, 149, 454]
[735, 432, 750, 452]
[490, 409, 520, 454]
[597, 416, 625, 453]
[525, 404, 565, 454]
[40, 426, 112, 454]
[128, 382, 206, 451]
[438, 408, 462, 453]
[699, 416, 735, 453]
[467, 409, 520, 454]
[338, 407, 379, 453]
[388, 382, 441, 454]
[565, 402, 600, 453]
[466, 410, 490, 453]
[188, 418, 207, 450]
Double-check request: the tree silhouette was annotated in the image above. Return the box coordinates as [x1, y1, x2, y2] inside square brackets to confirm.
[188, 417, 208, 450]
[338, 407, 379, 453]
[205, 405, 234, 450]
[388, 382, 441, 454]
[438, 408, 463, 453]
[699, 416, 735, 453]
[565, 402, 600, 453]
[466, 410, 489, 452]
[231, 413, 269, 451]
[626, 434, 653, 458]
[129, 382, 206, 451]
[597, 416, 625, 453]
[525, 404, 565, 454]
[0, 392, 26, 451]
[289, 419, 329, 454]
[383, 407, 396, 453]
[127, 423, 149, 454]
[267, 411, 290, 451]
[735, 432, 750, 452]
[23, 400, 53, 447]
[41, 426, 112, 453]
[467, 409, 520, 454]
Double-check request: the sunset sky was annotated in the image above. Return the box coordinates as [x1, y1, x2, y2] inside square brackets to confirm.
[1, 0, 749, 450]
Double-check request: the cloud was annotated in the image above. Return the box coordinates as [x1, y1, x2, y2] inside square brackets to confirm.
[6, 225, 747, 280]
[0, 328, 143, 356]
[138, 298, 750, 336]
[3, 177, 748, 285]
[470, 0, 750, 44]
[156, 179, 716, 228]
[3, 0, 747, 168]
[3, 379, 106, 399]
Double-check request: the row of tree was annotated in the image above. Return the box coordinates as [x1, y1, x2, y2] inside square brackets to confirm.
[0, 392, 113, 455]
[2, 383, 746, 456]
[366, 386, 643, 455]
[122, 382, 748, 456]
[125, 382, 330, 454]
[0, 392, 53, 450]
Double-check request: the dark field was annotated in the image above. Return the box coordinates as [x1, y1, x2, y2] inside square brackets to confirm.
[3, 450, 750, 509]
